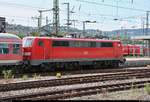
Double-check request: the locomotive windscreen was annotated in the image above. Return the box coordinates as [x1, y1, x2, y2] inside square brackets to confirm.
[23, 38, 34, 47]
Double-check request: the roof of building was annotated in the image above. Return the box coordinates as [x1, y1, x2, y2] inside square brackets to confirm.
[131, 36, 150, 40]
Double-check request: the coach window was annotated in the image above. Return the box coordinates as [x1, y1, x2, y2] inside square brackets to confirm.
[38, 40, 44, 47]
[0, 44, 9, 54]
[13, 44, 20, 54]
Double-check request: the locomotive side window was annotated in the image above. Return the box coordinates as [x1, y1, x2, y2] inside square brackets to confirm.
[73, 41, 80, 47]
[53, 41, 69, 47]
[96, 42, 101, 47]
[81, 42, 89, 47]
[38, 40, 44, 47]
[13, 44, 20, 54]
[70, 41, 89, 47]
[101, 42, 113, 47]
[53, 40, 113, 48]
[0, 43, 9, 54]
[89, 42, 96, 47]
[69, 41, 75, 47]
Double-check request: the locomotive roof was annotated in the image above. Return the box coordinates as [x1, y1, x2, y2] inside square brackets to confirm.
[0, 33, 21, 39]
[24, 36, 120, 42]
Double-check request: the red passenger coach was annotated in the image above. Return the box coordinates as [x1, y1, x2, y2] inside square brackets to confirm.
[0, 33, 22, 66]
[122, 45, 129, 56]
[23, 37, 125, 67]
[122, 44, 144, 56]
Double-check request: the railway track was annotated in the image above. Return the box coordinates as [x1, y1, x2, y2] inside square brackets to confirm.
[0, 66, 147, 79]
[1, 78, 150, 100]
[26, 79, 150, 100]
[0, 68, 150, 92]
[0, 68, 150, 100]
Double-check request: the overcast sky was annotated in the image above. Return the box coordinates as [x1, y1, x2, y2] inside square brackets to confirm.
[0, 0, 150, 31]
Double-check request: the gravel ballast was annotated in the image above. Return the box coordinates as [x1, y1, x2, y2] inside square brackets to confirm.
[68, 88, 150, 100]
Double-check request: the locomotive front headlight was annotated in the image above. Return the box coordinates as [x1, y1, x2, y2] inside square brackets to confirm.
[118, 44, 121, 47]
[24, 52, 31, 56]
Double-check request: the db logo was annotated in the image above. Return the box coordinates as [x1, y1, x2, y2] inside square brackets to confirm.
[84, 51, 88, 55]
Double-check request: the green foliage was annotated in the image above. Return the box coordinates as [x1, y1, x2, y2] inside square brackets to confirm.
[56, 72, 62, 78]
[2, 70, 14, 80]
[33, 73, 41, 79]
[30, 32, 40, 36]
[18, 33, 25, 39]
[58, 32, 66, 36]
[22, 75, 28, 80]
[145, 83, 150, 95]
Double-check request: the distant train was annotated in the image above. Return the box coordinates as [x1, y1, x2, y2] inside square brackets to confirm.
[122, 44, 147, 56]
[0, 33, 126, 69]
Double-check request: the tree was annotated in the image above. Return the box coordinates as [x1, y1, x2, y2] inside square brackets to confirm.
[30, 32, 40, 36]
[18, 33, 25, 39]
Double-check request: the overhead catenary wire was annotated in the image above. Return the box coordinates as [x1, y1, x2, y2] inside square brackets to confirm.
[0, 0, 147, 31]
[76, 0, 147, 12]
[0, 1, 49, 10]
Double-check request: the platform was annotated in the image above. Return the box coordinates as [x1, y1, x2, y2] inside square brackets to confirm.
[125, 57, 150, 67]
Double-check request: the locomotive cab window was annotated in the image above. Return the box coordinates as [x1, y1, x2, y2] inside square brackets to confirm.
[0, 44, 9, 54]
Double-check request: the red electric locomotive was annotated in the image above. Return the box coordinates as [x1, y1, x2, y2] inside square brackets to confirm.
[23, 37, 125, 68]
[0, 33, 22, 66]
